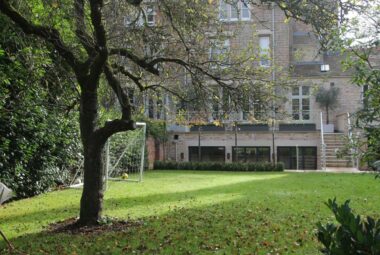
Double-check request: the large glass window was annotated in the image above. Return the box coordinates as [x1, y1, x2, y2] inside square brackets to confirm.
[232, 147, 270, 162]
[189, 146, 225, 162]
[209, 39, 230, 67]
[124, 4, 156, 27]
[219, 0, 251, 21]
[292, 86, 310, 121]
[277, 147, 317, 170]
[146, 5, 156, 26]
[361, 85, 369, 107]
[259, 36, 270, 67]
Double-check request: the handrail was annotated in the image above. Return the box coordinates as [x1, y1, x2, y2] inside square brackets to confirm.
[320, 111, 326, 170]
[347, 112, 358, 169]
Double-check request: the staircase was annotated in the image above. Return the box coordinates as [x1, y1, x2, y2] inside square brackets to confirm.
[323, 133, 353, 168]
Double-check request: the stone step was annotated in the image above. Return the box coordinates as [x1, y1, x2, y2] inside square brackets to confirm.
[326, 163, 353, 167]
[324, 144, 345, 147]
[324, 136, 345, 139]
[325, 149, 346, 153]
[326, 156, 351, 159]
[324, 141, 345, 144]
[325, 158, 351, 161]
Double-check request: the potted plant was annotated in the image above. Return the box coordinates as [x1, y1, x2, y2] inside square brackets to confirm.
[315, 87, 340, 133]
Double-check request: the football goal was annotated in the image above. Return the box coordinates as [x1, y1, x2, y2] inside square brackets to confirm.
[69, 122, 146, 189]
[105, 122, 147, 185]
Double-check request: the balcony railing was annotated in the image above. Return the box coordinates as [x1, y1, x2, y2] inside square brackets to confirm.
[170, 110, 267, 125]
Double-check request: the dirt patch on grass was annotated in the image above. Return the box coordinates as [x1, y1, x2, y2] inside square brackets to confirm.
[47, 217, 144, 235]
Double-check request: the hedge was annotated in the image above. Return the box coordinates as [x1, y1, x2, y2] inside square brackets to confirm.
[153, 161, 284, 172]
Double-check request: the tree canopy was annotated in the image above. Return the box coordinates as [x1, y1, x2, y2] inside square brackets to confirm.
[1, 0, 376, 225]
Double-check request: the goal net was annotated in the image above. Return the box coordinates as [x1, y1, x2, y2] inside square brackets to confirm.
[105, 122, 146, 184]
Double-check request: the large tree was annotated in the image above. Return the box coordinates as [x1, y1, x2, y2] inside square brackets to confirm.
[0, 0, 351, 225]
[0, 0, 271, 226]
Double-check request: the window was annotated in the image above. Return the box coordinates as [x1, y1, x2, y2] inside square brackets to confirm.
[241, 93, 250, 120]
[189, 146, 226, 162]
[277, 147, 317, 170]
[219, 0, 251, 21]
[156, 97, 162, 119]
[146, 4, 156, 26]
[259, 36, 270, 67]
[148, 98, 155, 118]
[292, 86, 310, 121]
[124, 4, 156, 28]
[241, 1, 250, 19]
[361, 85, 369, 107]
[209, 39, 230, 67]
[211, 88, 221, 120]
[232, 147, 270, 162]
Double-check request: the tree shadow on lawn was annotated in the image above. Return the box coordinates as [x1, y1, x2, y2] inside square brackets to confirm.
[0, 173, 287, 229]
[1, 192, 322, 254]
[1, 172, 379, 254]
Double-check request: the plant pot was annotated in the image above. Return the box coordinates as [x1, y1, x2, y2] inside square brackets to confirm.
[323, 124, 334, 133]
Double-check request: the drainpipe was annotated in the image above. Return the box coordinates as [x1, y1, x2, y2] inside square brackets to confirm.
[296, 144, 299, 170]
[271, 2, 276, 164]
[198, 126, 201, 162]
[234, 121, 238, 162]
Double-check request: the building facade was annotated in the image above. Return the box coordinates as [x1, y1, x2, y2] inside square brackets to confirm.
[159, 1, 366, 170]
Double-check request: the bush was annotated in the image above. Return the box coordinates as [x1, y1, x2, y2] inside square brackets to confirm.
[316, 198, 380, 255]
[0, 17, 81, 198]
[153, 161, 284, 172]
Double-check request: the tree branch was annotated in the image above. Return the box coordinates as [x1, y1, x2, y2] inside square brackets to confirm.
[87, 0, 108, 86]
[112, 64, 144, 91]
[109, 48, 160, 75]
[92, 119, 135, 146]
[75, 0, 95, 54]
[103, 63, 132, 120]
[0, 0, 80, 70]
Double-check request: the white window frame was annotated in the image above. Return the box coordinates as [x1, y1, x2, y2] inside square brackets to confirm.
[259, 35, 271, 67]
[240, 0, 251, 20]
[291, 86, 311, 122]
[209, 39, 230, 68]
[124, 4, 156, 28]
[146, 4, 156, 26]
[219, 0, 251, 22]
[361, 84, 369, 106]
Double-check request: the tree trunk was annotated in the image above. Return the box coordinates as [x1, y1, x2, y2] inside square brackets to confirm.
[79, 142, 105, 225]
[77, 89, 105, 226]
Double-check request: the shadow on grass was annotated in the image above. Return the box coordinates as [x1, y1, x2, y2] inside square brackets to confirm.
[1, 173, 288, 226]
[1, 172, 379, 254]
[1, 186, 319, 255]
[104, 173, 288, 212]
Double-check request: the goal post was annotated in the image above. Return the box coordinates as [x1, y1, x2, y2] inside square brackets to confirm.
[105, 122, 147, 186]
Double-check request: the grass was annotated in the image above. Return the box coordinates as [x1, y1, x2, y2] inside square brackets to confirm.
[1, 171, 379, 254]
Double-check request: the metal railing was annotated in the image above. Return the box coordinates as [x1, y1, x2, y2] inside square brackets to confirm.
[347, 112, 359, 169]
[171, 110, 267, 125]
[320, 111, 327, 170]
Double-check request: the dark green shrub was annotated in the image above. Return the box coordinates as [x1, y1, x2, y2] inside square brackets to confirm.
[316, 198, 380, 255]
[153, 161, 284, 172]
[0, 16, 81, 198]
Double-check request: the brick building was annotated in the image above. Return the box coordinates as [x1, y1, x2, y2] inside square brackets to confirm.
[152, 1, 369, 170]
[126, 1, 371, 170]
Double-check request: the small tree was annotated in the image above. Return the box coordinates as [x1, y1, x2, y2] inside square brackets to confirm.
[315, 87, 340, 124]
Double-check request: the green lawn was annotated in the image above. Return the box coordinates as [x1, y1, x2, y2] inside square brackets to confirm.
[1, 171, 379, 254]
